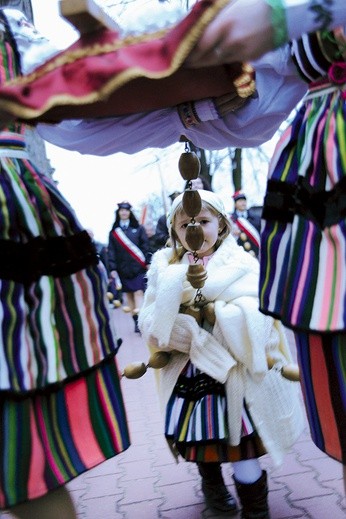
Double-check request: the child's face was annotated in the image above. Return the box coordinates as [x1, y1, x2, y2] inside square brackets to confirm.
[174, 207, 220, 257]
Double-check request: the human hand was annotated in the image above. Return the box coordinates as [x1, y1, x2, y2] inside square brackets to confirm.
[110, 270, 122, 288]
[214, 90, 250, 117]
[185, 0, 275, 67]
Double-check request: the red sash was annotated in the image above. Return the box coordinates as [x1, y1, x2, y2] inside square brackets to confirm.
[234, 217, 260, 248]
[112, 228, 147, 268]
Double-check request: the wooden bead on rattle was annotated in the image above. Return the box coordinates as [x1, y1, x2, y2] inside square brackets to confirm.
[178, 151, 201, 180]
[185, 223, 204, 251]
[123, 362, 147, 379]
[186, 264, 208, 289]
[122, 352, 171, 379]
[182, 190, 202, 217]
[147, 351, 171, 369]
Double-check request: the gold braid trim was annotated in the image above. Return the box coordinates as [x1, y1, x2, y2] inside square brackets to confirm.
[6, 29, 168, 88]
[0, 0, 242, 121]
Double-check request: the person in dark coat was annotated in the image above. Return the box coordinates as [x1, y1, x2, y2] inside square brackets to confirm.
[230, 191, 261, 258]
[108, 201, 151, 332]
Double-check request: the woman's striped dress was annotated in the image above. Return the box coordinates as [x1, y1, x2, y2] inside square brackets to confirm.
[0, 12, 130, 509]
[259, 28, 346, 464]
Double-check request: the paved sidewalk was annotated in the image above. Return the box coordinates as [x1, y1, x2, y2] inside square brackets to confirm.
[2, 308, 345, 518]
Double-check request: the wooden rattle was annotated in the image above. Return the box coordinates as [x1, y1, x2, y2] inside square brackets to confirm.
[179, 139, 208, 291]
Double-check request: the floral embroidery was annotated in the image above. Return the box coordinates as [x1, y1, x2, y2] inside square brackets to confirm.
[328, 62, 346, 85]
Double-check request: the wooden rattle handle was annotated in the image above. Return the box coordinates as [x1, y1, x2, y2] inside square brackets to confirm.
[60, 0, 120, 34]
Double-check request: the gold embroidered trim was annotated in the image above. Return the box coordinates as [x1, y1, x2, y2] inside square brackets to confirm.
[6, 29, 168, 88]
[0, 0, 244, 121]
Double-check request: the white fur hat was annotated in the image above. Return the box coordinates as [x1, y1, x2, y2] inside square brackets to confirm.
[167, 189, 228, 229]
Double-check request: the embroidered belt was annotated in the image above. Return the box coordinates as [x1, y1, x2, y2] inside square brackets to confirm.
[174, 371, 225, 400]
[262, 176, 346, 229]
[0, 230, 98, 284]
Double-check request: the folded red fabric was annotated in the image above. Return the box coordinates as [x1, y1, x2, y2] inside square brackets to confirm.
[0, 0, 254, 124]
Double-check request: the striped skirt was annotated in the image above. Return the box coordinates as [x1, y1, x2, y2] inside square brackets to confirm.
[259, 80, 346, 464]
[0, 132, 121, 390]
[0, 132, 131, 507]
[0, 356, 130, 509]
[294, 332, 346, 464]
[165, 363, 266, 463]
[259, 81, 346, 332]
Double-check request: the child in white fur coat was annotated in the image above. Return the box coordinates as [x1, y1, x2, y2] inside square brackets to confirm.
[139, 190, 304, 518]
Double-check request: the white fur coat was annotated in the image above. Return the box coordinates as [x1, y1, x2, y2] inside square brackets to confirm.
[139, 236, 304, 465]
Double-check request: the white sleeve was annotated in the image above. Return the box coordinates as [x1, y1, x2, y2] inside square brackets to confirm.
[283, 0, 346, 41]
[37, 108, 184, 156]
[38, 45, 307, 155]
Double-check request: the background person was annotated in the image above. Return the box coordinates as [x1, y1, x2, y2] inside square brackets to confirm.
[231, 191, 261, 258]
[108, 201, 151, 333]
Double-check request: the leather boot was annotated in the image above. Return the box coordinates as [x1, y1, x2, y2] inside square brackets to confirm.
[233, 470, 270, 519]
[198, 462, 237, 513]
[132, 314, 140, 334]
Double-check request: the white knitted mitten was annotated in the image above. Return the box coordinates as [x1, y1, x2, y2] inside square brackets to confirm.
[168, 313, 200, 353]
[169, 314, 236, 383]
[190, 327, 237, 383]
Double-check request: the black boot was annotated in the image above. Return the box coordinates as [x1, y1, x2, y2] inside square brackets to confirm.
[198, 462, 237, 514]
[132, 314, 140, 334]
[233, 470, 270, 519]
